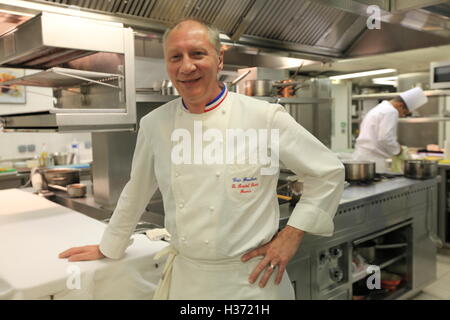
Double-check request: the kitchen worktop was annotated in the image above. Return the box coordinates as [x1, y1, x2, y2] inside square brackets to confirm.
[40, 176, 440, 230]
[279, 176, 439, 223]
[0, 188, 168, 300]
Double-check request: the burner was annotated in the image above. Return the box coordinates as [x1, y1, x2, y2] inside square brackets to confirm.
[348, 180, 374, 186]
[374, 173, 404, 181]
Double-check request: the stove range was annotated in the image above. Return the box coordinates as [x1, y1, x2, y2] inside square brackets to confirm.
[346, 173, 403, 187]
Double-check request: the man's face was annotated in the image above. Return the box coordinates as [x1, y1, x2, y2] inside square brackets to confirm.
[164, 21, 224, 104]
[399, 103, 411, 117]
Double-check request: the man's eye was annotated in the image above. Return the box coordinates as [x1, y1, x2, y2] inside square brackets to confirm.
[170, 55, 181, 60]
[193, 51, 205, 57]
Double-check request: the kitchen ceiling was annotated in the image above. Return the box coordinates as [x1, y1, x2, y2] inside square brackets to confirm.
[1, 0, 450, 74]
[2, 0, 444, 59]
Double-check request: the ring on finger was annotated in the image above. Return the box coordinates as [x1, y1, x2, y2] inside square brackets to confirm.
[269, 263, 277, 270]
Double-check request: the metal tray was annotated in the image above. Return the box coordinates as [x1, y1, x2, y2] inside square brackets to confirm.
[0, 67, 122, 88]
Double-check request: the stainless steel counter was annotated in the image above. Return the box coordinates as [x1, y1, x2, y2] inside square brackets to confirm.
[280, 176, 439, 226]
[23, 175, 439, 300]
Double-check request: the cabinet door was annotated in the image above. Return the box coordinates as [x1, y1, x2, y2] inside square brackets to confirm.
[287, 255, 311, 300]
[412, 203, 437, 289]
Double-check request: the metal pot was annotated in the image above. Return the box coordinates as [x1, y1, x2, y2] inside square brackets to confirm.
[358, 240, 377, 263]
[404, 159, 438, 179]
[43, 168, 80, 186]
[48, 183, 86, 198]
[161, 80, 179, 96]
[273, 80, 305, 97]
[342, 160, 376, 182]
[52, 152, 75, 165]
[244, 80, 274, 96]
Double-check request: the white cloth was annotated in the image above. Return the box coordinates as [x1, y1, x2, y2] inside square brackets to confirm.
[146, 228, 171, 241]
[400, 87, 428, 112]
[100, 92, 345, 299]
[0, 189, 167, 300]
[353, 100, 401, 173]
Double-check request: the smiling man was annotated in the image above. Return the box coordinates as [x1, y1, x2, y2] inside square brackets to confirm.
[59, 19, 345, 300]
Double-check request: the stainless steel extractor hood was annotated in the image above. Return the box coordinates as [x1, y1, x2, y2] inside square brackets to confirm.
[0, 11, 136, 132]
[5, 0, 448, 63]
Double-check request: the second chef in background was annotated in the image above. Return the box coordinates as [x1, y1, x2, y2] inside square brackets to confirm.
[353, 87, 428, 173]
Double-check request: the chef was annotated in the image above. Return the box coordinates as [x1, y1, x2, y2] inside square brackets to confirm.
[59, 19, 345, 300]
[353, 87, 428, 173]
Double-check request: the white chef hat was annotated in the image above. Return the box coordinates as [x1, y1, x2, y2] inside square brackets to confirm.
[400, 87, 428, 111]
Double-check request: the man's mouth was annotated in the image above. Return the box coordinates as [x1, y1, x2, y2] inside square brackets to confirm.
[178, 77, 201, 84]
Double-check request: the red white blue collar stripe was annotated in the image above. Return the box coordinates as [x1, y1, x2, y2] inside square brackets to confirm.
[182, 83, 228, 113]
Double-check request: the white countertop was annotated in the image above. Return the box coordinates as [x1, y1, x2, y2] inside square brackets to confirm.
[0, 188, 168, 300]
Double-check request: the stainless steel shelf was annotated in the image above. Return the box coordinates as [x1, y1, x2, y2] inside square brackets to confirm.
[352, 116, 450, 123]
[352, 253, 406, 283]
[0, 67, 122, 88]
[253, 96, 331, 104]
[352, 89, 450, 100]
[136, 93, 179, 103]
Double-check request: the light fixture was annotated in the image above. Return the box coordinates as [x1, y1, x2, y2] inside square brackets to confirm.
[329, 68, 396, 80]
[372, 76, 398, 86]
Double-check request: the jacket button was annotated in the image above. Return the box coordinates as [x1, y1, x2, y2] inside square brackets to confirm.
[181, 237, 186, 241]
[209, 206, 215, 211]
[215, 172, 220, 177]
[204, 239, 209, 244]
[175, 172, 179, 177]
[222, 109, 226, 114]
[179, 203, 184, 208]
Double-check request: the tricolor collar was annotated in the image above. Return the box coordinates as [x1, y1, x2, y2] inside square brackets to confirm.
[182, 83, 228, 113]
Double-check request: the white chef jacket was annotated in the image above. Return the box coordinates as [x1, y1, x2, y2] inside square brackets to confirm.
[99, 91, 345, 299]
[353, 100, 401, 173]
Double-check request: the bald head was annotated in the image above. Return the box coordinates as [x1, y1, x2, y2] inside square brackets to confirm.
[163, 18, 221, 54]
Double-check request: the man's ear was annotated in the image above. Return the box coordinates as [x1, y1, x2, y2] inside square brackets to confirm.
[218, 49, 224, 72]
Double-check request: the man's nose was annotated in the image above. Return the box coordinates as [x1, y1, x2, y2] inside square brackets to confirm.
[180, 56, 197, 74]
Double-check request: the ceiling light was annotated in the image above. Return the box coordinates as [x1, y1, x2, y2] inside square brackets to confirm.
[329, 68, 396, 80]
[372, 76, 398, 86]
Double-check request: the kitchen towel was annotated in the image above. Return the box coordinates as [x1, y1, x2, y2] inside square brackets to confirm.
[146, 228, 171, 242]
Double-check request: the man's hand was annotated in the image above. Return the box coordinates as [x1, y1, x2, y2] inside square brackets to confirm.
[59, 245, 105, 262]
[241, 226, 305, 288]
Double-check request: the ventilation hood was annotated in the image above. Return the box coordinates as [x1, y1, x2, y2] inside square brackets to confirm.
[0, 0, 447, 64]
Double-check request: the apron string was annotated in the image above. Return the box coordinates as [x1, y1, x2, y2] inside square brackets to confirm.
[153, 244, 178, 300]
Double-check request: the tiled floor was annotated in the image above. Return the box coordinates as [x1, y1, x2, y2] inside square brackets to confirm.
[411, 249, 450, 300]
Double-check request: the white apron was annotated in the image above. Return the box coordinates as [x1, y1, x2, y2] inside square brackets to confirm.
[153, 245, 295, 300]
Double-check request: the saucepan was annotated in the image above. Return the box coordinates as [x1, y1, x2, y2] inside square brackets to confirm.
[273, 80, 306, 97]
[342, 160, 376, 182]
[42, 168, 80, 186]
[48, 183, 87, 198]
[404, 159, 438, 179]
[244, 79, 274, 96]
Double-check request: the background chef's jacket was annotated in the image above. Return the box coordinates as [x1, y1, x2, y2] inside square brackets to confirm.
[353, 100, 401, 172]
[99, 92, 345, 260]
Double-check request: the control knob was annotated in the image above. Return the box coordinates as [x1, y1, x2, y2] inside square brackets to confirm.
[329, 267, 344, 283]
[329, 247, 343, 259]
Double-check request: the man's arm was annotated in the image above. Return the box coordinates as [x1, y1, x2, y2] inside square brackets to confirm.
[377, 112, 401, 156]
[59, 119, 158, 261]
[242, 105, 345, 287]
